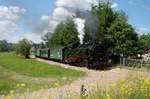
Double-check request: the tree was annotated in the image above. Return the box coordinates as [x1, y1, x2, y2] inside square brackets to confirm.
[15, 39, 31, 58]
[48, 19, 93, 47]
[48, 20, 79, 47]
[139, 33, 150, 53]
[39, 42, 46, 49]
[107, 17, 139, 56]
[42, 32, 52, 47]
[0, 40, 12, 52]
[92, 1, 140, 59]
[84, 28, 92, 43]
[92, 2, 116, 42]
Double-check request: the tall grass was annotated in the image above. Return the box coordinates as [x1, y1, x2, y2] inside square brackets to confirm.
[85, 74, 150, 99]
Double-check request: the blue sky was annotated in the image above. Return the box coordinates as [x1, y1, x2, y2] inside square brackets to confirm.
[0, 0, 150, 43]
[115, 0, 150, 33]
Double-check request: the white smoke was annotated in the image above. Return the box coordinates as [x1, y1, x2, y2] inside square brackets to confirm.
[43, 0, 97, 33]
[73, 18, 86, 44]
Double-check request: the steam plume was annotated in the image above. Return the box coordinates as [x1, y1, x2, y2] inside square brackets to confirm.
[75, 10, 99, 41]
[45, 0, 97, 33]
[73, 18, 86, 44]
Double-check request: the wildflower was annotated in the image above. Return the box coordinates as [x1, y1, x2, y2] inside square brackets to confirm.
[5, 96, 10, 99]
[144, 93, 150, 98]
[44, 85, 49, 88]
[21, 83, 26, 87]
[9, 90, 15, 94]
[106, 94, 111, 99]
[144, 79, 150, 85]
[129, 88, 133, 91]
[125, 90, 128, 94]
[16, 83, 20, 87]
[128, 92, 131, 95]
[54, 82, 59, 87]
[120, 79, 126, 84]
[46, 96, 51, 99]
[110, 84, 116, 88]
[62, 77, 67, 80]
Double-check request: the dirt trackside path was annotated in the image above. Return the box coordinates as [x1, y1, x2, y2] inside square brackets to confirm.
[1, 58, 149, 99]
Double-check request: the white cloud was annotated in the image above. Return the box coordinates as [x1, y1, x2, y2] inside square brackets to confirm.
[41, 15, 50, 21]
[136, 27, 150, 35]
[8, 32, 43, 43]
[52, 7, 75, 21]
[47, 20, 59, 33]
[0, 20, 20, 40]
[56, 0, 97, 10]
[111, 3, 118, 8]
[21, 33, 43, 43]
[0, 5, 26, 42]
[0, 5, 26, 21]
[43, 0, 97, 33]
[9, 6, 26, 14]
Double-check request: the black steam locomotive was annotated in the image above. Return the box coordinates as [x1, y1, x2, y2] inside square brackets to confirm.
[36, 42, 108, 69]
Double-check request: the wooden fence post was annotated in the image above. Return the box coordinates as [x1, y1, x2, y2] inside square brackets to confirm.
[123, 58, 125, 66]
[141, 59, 143, 68]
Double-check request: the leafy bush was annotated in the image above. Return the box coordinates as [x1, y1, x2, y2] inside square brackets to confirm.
[15, 39, 31, 58]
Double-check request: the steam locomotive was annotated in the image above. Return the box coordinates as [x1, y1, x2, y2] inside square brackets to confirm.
[36, 42, 108, 69]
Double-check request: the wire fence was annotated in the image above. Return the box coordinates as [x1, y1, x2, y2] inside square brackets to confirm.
[120, 58, 150, 68]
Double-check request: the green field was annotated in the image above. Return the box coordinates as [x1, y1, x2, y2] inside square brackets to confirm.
[0, 53, 85, 95]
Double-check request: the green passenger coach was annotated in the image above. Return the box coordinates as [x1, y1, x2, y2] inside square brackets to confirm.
[39, 48, 49, 58]
[36, 47, 67, 62]
[50, 48, 64, 61]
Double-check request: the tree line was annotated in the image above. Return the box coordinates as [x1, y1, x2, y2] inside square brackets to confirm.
[0, 1, 150, 59]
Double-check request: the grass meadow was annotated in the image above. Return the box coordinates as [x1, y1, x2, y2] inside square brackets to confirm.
[0, 53, 85, 95]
